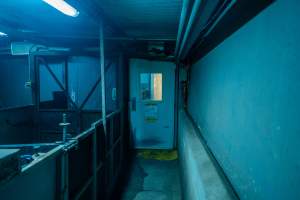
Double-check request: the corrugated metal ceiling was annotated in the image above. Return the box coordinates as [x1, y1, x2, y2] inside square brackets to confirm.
[94, 0, 183, 39]
[0, 0, 183, 47]
[0, 0, 100, 46]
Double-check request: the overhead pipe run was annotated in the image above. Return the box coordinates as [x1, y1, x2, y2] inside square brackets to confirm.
[175, 0, 236, 62]
[105, 37, 176, 41]
[175, 0, 189, 58]
[181, 0, 235, 59]
[199, 0, 237, 39]
[177, 0, 203, 60]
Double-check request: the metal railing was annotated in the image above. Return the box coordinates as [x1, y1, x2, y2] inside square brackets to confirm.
[0, 109, 126, 200]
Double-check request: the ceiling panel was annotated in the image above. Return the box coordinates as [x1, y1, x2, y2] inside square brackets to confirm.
[0, 0, 100, 45]
[94, 0, 183, 39]
[0, 0, 183, 47]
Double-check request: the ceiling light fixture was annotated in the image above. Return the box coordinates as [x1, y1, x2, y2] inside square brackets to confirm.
[42, 0, 80, 17]
[0, 32, 8, 37]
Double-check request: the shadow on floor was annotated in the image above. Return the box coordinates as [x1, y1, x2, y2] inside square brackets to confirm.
[112, 150, 182, 200]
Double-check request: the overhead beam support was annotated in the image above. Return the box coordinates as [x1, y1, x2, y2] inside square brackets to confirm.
[37, 57, 78, 110]
[79, 62, 112, 110]
[78, 0, 127, 37]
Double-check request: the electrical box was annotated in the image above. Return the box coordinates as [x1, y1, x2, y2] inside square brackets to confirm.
[10, 42, 35, 55]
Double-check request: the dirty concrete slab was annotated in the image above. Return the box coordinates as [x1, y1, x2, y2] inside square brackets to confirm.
[121, 153, 182, 200]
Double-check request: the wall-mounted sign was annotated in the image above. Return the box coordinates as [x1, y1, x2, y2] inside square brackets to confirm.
[144, 104, 158, 123]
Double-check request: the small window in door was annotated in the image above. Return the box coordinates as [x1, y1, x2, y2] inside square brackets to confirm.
[140, 73, 162, 101]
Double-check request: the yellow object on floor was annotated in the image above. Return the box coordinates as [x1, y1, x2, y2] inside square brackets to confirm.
[137, 150, 178, 161]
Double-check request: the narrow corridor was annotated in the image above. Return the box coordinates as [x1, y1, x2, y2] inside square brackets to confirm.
[1, 1, 299, 200]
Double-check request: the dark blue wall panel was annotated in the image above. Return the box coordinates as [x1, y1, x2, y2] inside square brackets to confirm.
[0, 57, 31, 107]
[0, 56, 118, 111]
[188, 1, 300, 199]
[68, 56, 101, 110]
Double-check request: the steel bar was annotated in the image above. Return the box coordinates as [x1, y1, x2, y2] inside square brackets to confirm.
[0, 105, 34, 111]
[64, 58, 69, 108]
[74, 177, 93, 200]
[100, 22, 107, 133]
[38, 58, 65, 91]
[173, 65, 180, 148]
[37, 57, 78, 110]
[79, 62, 113, 110]
[3, 107, 125, 200]
[22, 145, 64, 172]
[61, 152, 69, 200]
[117, 54, 123, 110]
[105, 37, 176, 41]
[92, 132, 97, 200]
[38, 109, 77, 112]
[0, 143, 59, 148]
[35, 56, 41, 139]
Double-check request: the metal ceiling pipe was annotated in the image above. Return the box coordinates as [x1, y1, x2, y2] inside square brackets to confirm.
[177, 0, 203, 60]
[200, 0, 236, 39]
[175, 0, 189, 58]
[180, 0, 235, 59]
[105, 37, 176, 41]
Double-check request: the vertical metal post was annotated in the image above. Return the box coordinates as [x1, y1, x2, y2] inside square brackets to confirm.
[61, 152, 69, 200]
[30, 53, 36, 106]
[60, 113, 70, 143]
[35, 57, 41, 140]
[117, 53, 123, 110]
[118, 54, 124, 169]
[91, 20, 106, 200]
[173, 65, 180, 148]
[64, 58, 69, 108]
[100, 21, 107, 133]
[92, 132, 97, 200]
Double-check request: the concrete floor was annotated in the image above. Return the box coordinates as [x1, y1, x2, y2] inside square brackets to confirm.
[120, 154, 182, 200]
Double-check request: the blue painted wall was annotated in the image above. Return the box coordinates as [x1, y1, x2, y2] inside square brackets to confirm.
[188, 1, 300, 199]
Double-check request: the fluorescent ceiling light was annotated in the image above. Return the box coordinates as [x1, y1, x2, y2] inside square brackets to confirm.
[42, 0, 79, 17]
[0, 32, 8, 37]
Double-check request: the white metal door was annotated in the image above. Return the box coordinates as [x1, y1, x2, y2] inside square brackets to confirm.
[129, 59, 175, 149]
